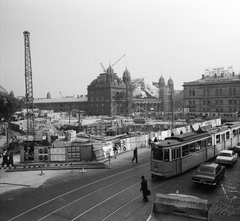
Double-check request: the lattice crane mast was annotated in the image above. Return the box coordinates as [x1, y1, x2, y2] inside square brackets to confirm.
[23, 31, 35, 138]
[112, 54, 126, 67]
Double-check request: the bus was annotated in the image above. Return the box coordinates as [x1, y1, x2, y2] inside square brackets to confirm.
[150, 122, 240, 178]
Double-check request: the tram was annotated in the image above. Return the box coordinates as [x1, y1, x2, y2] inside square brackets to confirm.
[150, 122, 240, 178]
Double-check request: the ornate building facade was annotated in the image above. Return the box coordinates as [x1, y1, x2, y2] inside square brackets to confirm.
[183, 67, 240, 117]
[32, 67, 176, 117]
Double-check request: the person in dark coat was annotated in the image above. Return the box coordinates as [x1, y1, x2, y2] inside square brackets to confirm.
[8, 151, 14, 167]
[132, 147, 138, 163]
[140, 175, 148, 202]
[148, 138, 152, 148]
[113, 144, 118, 159]
[1, 151, 9, 167]
[154, 137, 158, 142]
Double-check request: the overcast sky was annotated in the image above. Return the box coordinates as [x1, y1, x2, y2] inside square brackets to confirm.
[1, 0, 240, 98]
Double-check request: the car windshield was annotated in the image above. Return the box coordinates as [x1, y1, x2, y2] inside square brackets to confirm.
[219, 153, 232, 157]
[198, 166, 214, 174]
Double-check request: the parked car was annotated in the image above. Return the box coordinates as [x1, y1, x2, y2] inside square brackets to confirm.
[192, 163, 225, 186]
[232, 142, 240, 154]
[216, 150, 238, 165]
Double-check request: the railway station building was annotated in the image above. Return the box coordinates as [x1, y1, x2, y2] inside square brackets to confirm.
[33, 66, 175, 117]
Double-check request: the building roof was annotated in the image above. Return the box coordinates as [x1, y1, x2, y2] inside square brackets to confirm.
[34, 97, 88, 104]
[184, 73, 240, 85]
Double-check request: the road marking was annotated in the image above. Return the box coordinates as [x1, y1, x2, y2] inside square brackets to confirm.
[9, 163, 149, 221]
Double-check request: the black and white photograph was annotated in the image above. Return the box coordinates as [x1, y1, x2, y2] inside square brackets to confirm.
[0, 0, 240, 220]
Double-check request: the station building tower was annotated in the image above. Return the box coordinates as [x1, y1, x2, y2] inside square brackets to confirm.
[87, 65, 131, 116]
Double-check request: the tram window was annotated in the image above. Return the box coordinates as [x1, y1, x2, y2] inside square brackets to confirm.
[196, 141, 201, 151]
[182, 145, 189, 156]
[176, 148, 181, 159]
[164, 149, 169, 162]
[202, 139, 207, 148]
[233, 129, 237, 136]
[172, 149, 176, 160]
[153, 148, 163, 161]
[189, 143, 195, 153]
[221, 134, 225, 141]
[216, 134, 220, 143]
[226, 131, 230, 139]
[207, 138, 212, 146]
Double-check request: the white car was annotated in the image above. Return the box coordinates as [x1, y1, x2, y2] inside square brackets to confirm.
[216, 150, 238, 165]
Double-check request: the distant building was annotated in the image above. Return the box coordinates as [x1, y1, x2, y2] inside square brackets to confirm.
[183, 66, 240, 117]
[31, 66, 177, 117]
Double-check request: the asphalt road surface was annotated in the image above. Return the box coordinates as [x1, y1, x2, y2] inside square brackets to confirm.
[0, 147, 240, 221]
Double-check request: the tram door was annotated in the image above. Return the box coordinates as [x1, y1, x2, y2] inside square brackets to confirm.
[172, 147, 181, 175]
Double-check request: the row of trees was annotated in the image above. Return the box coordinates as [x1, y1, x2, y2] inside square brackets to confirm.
[0, 92, 24, 122]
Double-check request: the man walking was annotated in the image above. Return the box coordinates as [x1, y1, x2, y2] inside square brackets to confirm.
[140, 176, 148, 202]
[113, 144, 118, 159]
[132, 147, 138, 163]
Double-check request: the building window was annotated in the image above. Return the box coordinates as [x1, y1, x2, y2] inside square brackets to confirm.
[215, 89, 218, 96]
[233, 88, 236, 95]
[192, 90, 195, 96]
[229, 100, 232, 105]
[219, 88, 222, 96]
[207, 89, 210, 96]
[207, 100, 210, 105]
[220, 100, 223, 104]
[203, 89, 206, 96]
[203, 100, 206, 105]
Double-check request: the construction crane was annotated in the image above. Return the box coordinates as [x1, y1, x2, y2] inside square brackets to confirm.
[100, 54, 126, 72]
[112, 54, 126, 67]
[100, 63, 107, 72]
[23, 31, 35, 138]
[59, 91, 64, 98]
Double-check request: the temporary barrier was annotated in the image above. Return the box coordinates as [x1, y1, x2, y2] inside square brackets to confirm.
[147, 193, 210, 221]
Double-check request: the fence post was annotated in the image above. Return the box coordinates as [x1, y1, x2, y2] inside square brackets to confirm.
[39, 165, 45, 176]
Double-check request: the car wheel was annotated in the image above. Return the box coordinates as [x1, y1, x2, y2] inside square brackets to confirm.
[222, 171, 225, 180]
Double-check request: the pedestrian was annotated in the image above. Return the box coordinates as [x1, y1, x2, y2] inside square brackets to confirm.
[113, 144, 118, 159]
[1, 150, 9, 167]
[154, 137, 158, 142]
[140, 175, 148, 202]
[8, 151, 14, 167]
[148, 138, 152, 148]
[132, 147, 138, 163]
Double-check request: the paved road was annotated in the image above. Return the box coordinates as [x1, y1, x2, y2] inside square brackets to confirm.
[0, 147, 239, 221]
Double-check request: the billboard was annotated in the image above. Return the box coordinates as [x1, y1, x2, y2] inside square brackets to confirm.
[205, 66, 233, 76]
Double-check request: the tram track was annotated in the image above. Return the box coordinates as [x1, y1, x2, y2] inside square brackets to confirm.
[100, 178, 169, 221]
[9, 163, 150, 221]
